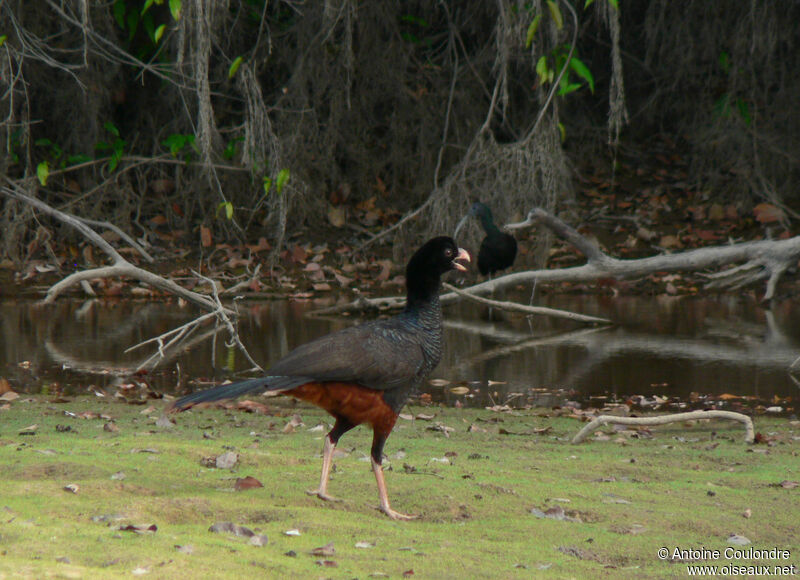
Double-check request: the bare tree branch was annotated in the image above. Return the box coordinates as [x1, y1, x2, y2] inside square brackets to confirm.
[571, 410, 755, 444]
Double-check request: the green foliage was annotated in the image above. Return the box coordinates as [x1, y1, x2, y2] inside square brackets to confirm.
[162, 133, 197, 161]
[223, 137, 244, 160]
[168, 0, 181, 21]
[713, 51, 751, 126]
[546, 0, 563, 30]
[113, 0, 173, 58]
[263, 168, 291, 197]
[36, 161, 49, 186]
[275, 168, 290, 195]
[525, 15, 541, 49]
[216, 201, 234, 220]
[32, 136, 93, 180]
[7, 129, 21, 164]
[585, 0, 618, 9]
[399, 13, 431, 45]
[0, 35, 7, 48]
[536, 47, 595, 97]
[95, 122, 127, 172]
[228, 56, 244, 79]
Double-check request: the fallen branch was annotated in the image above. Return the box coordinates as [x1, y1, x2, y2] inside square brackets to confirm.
[1, 186, 232, 313]
[441, 283, 611, 325]
[499, 208, 800, 301]
[570, 410, 755, 444]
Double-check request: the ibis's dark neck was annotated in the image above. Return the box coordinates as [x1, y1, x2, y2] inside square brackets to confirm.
[477, 209, 500, 235]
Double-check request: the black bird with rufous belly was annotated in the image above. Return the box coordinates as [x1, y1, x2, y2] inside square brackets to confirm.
[171, 236, 470, 520]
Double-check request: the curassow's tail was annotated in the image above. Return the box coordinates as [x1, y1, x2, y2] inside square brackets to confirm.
[170, 376, 309, 412]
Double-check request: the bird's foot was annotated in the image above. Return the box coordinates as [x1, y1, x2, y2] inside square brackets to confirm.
[379, 506, 418, 521]
[306, 489, 342, 503]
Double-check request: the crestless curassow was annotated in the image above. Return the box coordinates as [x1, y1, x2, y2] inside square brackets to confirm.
[171, 237, 470, 520]
[467, 201, 518, 278]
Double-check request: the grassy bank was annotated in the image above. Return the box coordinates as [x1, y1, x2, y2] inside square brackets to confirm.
[0, 396, 797, 578]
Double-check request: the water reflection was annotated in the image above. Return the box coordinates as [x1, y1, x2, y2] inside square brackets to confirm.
[0, 294, 798, 408]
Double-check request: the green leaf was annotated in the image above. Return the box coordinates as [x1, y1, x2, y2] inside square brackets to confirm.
[169, 0, 181, 21]
[400, 14, 429, 27]
[536, 56, 550, 84]
[275, 168, 290, 195]
[263, 177, 272, 196]
[113, 0, 126, 29]
[546, 0, 563, 30]
[557, 122, 566, 142]
[557, 81, 582, 96]
[142, 13, 156, 43]
[608, 0, 618, 9]
[713, 95, 731, 118]
[126, 9, 139, 41]
[0, 35, 7, 48]
[228, 56, 243, 79]
[36, 161, 49, 186]
[34, 138, 53, 147]
[104, 122, 120, 137]
[584, 0, 595, 8]
[223, 137, 243, 160]
[154, 24, 166, 43]
[141, 0, 156, 15]
[736, 98, 751, 125]
[217, 201, 234, 220]
[108, 150, 122, 173]
[718, 51, 730, 75]
[569, 56, 595, 93]
[67, 154, 92, 165]
[525, 15, 541, 49]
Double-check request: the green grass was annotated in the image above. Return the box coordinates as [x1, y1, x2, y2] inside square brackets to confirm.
[0, 396, 797, 578]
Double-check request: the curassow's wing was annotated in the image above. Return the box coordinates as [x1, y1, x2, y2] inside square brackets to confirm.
[267, 317, 426, 391]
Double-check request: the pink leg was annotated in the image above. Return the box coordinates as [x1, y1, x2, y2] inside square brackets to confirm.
[306, 435, 341, 502]
[371, 458, 417, 520]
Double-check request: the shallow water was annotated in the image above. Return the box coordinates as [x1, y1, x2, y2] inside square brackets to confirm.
[1, 293, 797, 411]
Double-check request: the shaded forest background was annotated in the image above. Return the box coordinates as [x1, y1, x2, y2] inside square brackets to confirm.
[1, 0, 798, 266]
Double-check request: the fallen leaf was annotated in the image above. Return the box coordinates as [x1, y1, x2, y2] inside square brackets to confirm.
[311, 542, 335, 557]
[284, 529, 301, 536]
[753, 203, 785, 224]
[659, 235, 682, 249]
[283, 414, 304, 433]
[290, 244, 308, 264]
[118, 524, 157, 534]
[355, 541, 375, 549]
[63, 484, 79, 494]
[234, 476, 263, 491]
[19, 423, 38, 434]
[328, 204, 346, 228]
[200, 226, 212, 248]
